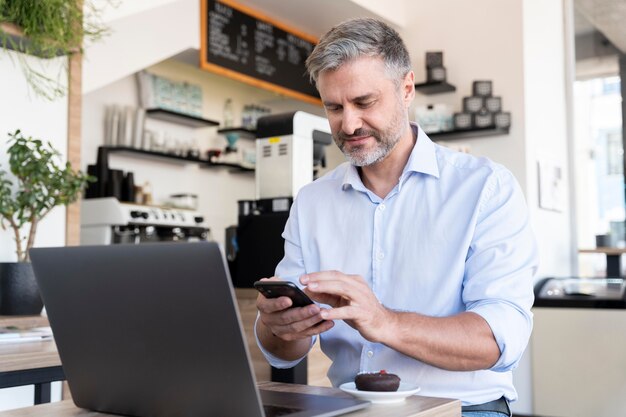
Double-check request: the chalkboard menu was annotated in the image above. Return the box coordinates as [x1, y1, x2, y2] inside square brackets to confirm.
[201, 0, 320, 105]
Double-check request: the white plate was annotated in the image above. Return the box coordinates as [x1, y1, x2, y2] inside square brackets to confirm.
[339, 382, 421, 404]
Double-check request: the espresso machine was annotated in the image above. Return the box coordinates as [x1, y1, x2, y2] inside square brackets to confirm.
[254, 111, 332, 199]
[81, 197, 210, 245]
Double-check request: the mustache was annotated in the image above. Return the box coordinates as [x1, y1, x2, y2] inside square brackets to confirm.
[336, 128, 380, 142]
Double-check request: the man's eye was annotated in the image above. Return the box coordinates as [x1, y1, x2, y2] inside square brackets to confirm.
[357, 101, 374, 108]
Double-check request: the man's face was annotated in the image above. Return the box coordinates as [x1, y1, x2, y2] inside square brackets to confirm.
[316, 56, 414, 167]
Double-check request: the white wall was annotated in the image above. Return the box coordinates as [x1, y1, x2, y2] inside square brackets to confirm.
[82, 0, 199, 94]
[0, 50, 67, 410]
[349, 0, 407, 28]
[522, 0, 572, 279]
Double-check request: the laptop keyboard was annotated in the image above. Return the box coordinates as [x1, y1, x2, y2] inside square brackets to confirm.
[263, 404, 303, 417]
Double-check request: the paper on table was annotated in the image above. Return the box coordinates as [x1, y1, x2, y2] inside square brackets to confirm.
[0, 326, 53, 344]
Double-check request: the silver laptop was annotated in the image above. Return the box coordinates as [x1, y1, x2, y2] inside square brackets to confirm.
[30, 242, 368, 417]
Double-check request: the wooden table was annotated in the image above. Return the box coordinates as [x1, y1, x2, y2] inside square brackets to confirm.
[259, 382, 460, 417]
[0, 315, 64, 404]
[0, 381, 460, 417]
[579, 247, 626, 277]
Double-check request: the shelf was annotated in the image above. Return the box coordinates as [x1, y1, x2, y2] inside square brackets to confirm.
[102, 146, 254, 173]
[428, 126, 509, 141]
[145, 108, 219, 128]
[579, 247, 625, 278]
[103, 146, 208, 164]
[205, 161, 255, 173]
[0, 22, 68, 58]
[217, 127, 257, 139]
[414, 81, 456, 95]
[579, 248, 626, 255]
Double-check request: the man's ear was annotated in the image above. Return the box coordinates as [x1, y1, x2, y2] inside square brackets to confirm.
[403, 71, 415, 105]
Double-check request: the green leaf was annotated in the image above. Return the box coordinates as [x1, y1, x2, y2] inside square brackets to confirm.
[0, 130, 92, 259]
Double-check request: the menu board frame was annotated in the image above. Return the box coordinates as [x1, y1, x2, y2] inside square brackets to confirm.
[200, 0, 321, 106]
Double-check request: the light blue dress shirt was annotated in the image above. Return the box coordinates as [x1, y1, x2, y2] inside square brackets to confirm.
[256, 124, 538, 406]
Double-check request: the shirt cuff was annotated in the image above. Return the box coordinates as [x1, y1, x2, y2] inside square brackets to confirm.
[468, 301, 532, 372]
[253, 314, 316, 369]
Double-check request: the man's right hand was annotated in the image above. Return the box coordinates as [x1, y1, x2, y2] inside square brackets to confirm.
[256, 277, 333, 342]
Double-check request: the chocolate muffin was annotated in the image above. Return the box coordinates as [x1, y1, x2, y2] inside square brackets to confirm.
[354, 370, 401, 392]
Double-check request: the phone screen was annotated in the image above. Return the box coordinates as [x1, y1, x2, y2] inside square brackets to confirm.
[253, 281, 314, 308]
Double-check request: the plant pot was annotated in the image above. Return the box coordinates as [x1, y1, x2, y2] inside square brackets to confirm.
[0, 262, 43, 315]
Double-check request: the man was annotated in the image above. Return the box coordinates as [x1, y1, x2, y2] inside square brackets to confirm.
[255, 17, 538, 416]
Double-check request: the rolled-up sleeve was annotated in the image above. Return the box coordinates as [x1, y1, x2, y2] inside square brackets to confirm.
[464, 167, 539, 372]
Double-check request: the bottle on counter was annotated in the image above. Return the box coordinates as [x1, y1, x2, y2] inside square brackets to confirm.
[95, 147, 110, 198]
[242, 105, 251, 129]
[142, 181, 153, 205]
[223, 98, 234, 128]
[122, 172, 135, 203]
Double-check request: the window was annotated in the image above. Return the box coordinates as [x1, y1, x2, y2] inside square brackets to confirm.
[606, 131, 623, 175]
[574, 75, 625, 275]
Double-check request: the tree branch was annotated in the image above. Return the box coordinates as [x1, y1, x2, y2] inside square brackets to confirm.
[25, 216, 38, 263]
[7, 216, 24, 262]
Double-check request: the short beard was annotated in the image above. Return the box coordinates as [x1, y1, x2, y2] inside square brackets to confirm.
[334, 128, 397, 167]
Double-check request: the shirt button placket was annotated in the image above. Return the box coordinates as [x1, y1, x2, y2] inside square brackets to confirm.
[375, 204, 385, 265]
[372, 203, 383, 293]
[360, 345, 375, 370]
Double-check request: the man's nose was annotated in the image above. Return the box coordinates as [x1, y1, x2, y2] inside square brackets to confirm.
[341, 108, 362, 135]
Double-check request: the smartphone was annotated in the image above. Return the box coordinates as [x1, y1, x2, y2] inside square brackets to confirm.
[253, 280, 314, 308]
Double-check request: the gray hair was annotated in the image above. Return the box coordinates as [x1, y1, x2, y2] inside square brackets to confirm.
[305, 18, 411, 85]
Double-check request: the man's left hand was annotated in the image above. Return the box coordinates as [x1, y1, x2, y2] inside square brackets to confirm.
[300, 271, 393, 343]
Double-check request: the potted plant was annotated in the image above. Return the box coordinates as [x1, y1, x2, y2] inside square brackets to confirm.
[0, 130, 93, 315]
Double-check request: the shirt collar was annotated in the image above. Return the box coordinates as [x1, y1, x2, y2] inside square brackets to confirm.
[341, 122, 440, 190]
[403, 122, 440, 179]
[342, 162, 365, 191]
